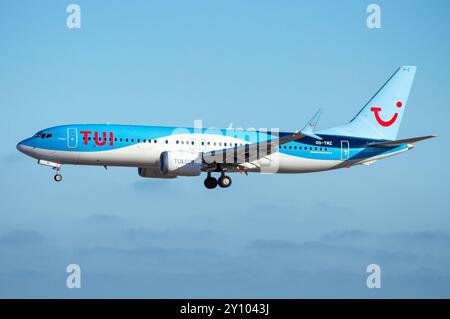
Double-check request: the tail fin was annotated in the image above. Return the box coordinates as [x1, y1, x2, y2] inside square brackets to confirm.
[320, 66, 417, 140]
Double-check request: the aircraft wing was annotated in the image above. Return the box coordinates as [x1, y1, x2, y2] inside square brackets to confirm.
[367, 135, 435, 148]
[202, 131, 304, 165]
[201, 109, 322, 165]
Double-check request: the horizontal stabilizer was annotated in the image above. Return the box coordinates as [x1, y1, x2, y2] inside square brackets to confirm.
[367, 135, 435, 147]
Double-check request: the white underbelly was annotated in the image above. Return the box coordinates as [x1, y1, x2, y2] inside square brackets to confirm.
[248, 152, 341, 173]
[31, 146, 341, 173]
[32, 145, 160, 167]
[77, 144, 159, 167]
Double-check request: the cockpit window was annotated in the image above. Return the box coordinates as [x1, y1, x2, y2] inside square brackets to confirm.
[34, 132, 52, 139]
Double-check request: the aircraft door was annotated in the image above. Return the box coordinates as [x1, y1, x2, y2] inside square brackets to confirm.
[67, 128, 78, 149]
[340, 140, 350, 160]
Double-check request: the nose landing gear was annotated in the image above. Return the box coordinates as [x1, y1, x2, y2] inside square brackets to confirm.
[53, 166, 63, 182]
[54, 173, 63, 182]
[37, 159, 63, 182]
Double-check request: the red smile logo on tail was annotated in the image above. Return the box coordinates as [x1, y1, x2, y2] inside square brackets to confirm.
[370, 101, 403, 127]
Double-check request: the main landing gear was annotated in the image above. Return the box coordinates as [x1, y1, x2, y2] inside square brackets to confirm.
[204, 172, 232, 189]
[218, 174, 232, 188]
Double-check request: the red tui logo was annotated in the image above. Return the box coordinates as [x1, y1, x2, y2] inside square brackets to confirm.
[80, 131, 114, 146]
[370, 101, 403, 127]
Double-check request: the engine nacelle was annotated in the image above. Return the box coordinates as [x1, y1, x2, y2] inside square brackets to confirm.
[159, 151, 202, 176]
[138, 167, 176, 179]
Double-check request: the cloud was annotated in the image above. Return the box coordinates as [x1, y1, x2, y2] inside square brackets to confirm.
[0, 230, 46, 246]
[247, 239, 361, 254]
[78, 245, 172, 258]
[84, 213, 125, 224]
[314, 201, 352, 215]
[123, 228, 158, 240]
[248, 239, 301, 251]
[393, 231, 450, 243]
[372, 249, 419, 264]
[322, 229, 371, 241]
[123, 227, 220, 242]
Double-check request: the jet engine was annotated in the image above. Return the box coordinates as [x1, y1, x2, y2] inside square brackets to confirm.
[138, 167, 176, 179]
[159, 151, 202, 176]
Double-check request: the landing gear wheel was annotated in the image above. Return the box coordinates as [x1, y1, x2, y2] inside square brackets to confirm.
[218, 175, 232, 188]
[204, 177, 218, 189]
[54, 174, 62, 182]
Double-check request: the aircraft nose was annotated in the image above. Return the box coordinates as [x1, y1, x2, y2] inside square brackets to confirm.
[16, 140, 25, 153]
[16, 138, 34, 155]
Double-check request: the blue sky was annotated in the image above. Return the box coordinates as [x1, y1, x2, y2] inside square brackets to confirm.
[0, 0, 449, 297]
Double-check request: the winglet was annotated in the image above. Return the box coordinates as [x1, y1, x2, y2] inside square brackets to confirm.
[301, 109, 323, 140]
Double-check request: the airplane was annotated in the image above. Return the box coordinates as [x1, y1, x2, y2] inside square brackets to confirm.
[17, 66, 434, 189]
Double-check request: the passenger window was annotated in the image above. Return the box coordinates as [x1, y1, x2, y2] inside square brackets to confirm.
[154, 140, 157, 143]
[131, 139, 134, 142]
[165, 140, 168, 144]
